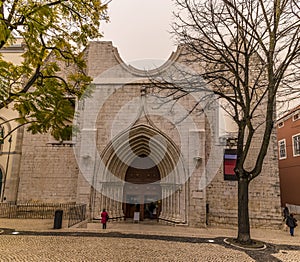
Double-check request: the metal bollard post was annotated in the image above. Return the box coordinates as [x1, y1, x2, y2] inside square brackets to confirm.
[53, 209, 63, 229]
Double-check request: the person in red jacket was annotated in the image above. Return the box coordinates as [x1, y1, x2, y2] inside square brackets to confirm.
[101, 209, 109, 229]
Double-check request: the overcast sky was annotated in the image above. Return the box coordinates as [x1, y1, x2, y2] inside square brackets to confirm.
[100, 1, 299, 112]
[100, 0, 176, 69]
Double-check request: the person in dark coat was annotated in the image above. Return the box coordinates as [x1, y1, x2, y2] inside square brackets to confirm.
[101, 209, 109, 229]
[286, 213, 297, 236]
[283, 206, 289, 221]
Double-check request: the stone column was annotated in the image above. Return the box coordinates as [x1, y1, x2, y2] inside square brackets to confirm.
[165, 191, 169, 221]
[115, 184, 123, 219]
[159, 184, 167, 221]
[174, 186, 182, 222]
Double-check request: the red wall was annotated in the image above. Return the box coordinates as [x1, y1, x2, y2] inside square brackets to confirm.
[277, 108, 300, 206]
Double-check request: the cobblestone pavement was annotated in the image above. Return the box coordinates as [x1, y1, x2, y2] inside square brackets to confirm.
[0, 219, 300, 262]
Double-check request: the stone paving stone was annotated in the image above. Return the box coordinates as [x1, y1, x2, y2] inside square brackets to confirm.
[0, 235, 255, 262]
[1, 219, 300, 262]
[273, 250, 300, 262]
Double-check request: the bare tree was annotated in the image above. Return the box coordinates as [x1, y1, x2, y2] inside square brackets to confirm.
[153, 0, 300, 244]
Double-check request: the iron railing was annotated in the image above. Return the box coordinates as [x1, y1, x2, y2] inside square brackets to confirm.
[68, 204, 86, 227]
[0, 202, 86, 227]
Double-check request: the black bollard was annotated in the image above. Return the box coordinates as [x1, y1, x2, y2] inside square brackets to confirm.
[53, 209, 63, 229]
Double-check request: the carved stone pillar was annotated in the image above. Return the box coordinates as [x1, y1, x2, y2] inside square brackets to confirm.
[116, 185, 124, 219]
[159, 184, 167, 220]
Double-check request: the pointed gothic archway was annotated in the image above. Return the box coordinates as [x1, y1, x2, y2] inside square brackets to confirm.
[93, 124, 188, 224]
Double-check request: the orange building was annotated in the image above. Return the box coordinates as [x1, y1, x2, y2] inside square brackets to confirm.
[277, 104, 300, 206]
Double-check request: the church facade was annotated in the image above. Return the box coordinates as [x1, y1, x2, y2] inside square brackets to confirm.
[2, 42, 282, 227]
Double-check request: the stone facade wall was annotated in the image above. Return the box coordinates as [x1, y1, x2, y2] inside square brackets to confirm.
[206, 120, 282, 228]
[17, 131, 79, 203]
[85, 41, 121, 79]
[10, 41, 282, 229]
[76, 73, 207, 225]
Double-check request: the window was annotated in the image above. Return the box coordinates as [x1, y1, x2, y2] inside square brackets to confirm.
[278, 139, 287, 159]
[47, 125, 74, 147]
[292, 134, 300, 157]
[47, 97, 75, 147]
[293, 113, 299, 121]
[278, 122, 284, 128]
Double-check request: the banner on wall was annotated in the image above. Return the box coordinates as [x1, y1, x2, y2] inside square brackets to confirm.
[224, 149, 238, 181]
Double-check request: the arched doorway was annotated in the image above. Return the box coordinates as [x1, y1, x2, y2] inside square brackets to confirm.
[95, 124, 187, 223]
[123, 155, 162, 220]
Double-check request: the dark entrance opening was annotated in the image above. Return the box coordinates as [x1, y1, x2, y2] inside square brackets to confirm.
[123, 155, 162, 220]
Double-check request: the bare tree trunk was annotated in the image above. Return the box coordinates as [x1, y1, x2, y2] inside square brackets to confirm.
[237, 177, 251, 243]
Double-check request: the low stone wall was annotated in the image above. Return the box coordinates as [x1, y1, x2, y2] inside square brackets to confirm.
[208, 215, 282, 229]
[286, 204, 300, 214]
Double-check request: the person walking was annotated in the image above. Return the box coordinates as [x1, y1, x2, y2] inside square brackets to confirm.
[283, 205, 289, 221]
[101, 209, 109, 229]
[286, 213, 297, 236]
[282, 205, 290, 231]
